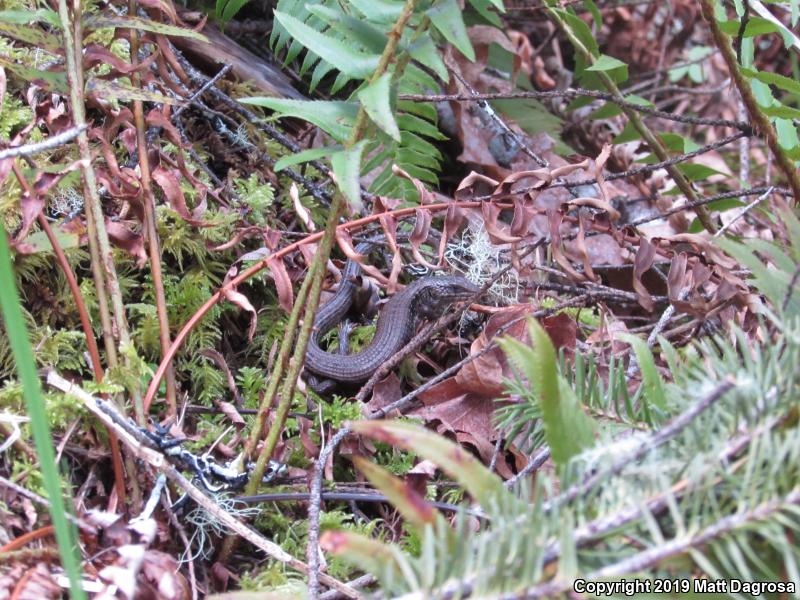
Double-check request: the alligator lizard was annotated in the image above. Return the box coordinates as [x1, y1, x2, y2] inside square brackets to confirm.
[305, 245, 479, 393]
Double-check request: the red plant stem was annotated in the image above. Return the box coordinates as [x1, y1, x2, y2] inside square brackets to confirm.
[12, 163, 127, 505]
[0, 526, 54, 553]
[128, 0, 178, 416]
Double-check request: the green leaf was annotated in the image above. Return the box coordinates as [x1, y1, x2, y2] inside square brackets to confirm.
[350, 420, 508, 507]
[587, 54, 628, 83]
[320, 530, 403, 580]
[470, 0, 504, 13]
[403, 63, 442, 94]
[498, 319, 596, 467]
[555, 8, 599, 57]
[427, 0, 476, 61]
[309, 5, 386, 53]
[397, 99, 438, 122]
[467, 0, 504, 26]
[83, 15, 208, 40]
[676, 163, 728, 181]
[407, 35, 449, 82]
[86, 78, 178, 105]
[583, 0, 602, 28]
[239, 98, 357, 142]
[273, 10, 380, 78]
[358, 73, 401, 141]
[742, 67, 800, 96]
[0, 9, 59, 26]
[617, 334, 668, 414]
[24, 228, 81, 253]
[775, 118, 800, 150]
[0, 56, 68, 93]
[761, 104, 800, 120]
[0, 22, 61, 50]
[396, 113, 447, 140]
[273, 146, 341, 172]
[587, 54, 626, 72]
[0, 229, 86, 600]
[659, 133, 701, 153]
[619, 333, 667, 414]
[612, 120, 642, 144]
[353, 456, 443, 530]
[718, 16, 783, 37]
[217, 0, 251, 24]
[331, 140, 367, 212]
[349, 0, 404, 22]
[589, 95, 651, 120]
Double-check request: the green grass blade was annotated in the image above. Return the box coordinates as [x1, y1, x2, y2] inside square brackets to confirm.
[0, 227, 86, 599]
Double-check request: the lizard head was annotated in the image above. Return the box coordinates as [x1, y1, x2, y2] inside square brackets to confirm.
[414, 276, 481, 319]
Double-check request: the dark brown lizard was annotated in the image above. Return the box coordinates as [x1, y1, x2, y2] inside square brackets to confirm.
[304, 245, 479, 393]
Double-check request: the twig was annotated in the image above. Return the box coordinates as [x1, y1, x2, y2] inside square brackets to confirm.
[714, 185, 772, 238]
[0, 125, 87, 160]
[473, 132, 749, 201]
[45, 371, 361, 599]
[128, 0, 178, 415]
[781, 264, 800, 313]
[644, 186, 774, 350]
[399, 89, 751, 131]
[0, 476, 90, 531]
[504, 447, 551, 488]
[547, 379, 735, 509]
[58, 0, 143, 427]
[699, 0, 800, 202]
[545, 7, 717, 233]
[173, 64, 232, 119]
[450, 71, 548, 167]
[518, 488, 800, 599]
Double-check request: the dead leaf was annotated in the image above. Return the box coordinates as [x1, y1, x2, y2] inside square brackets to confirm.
[632, 238, 657, 311]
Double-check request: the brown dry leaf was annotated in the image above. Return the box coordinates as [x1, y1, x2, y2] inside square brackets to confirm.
[12, 564, 61, 600]
[379, 213, 403, 294]
[507, 30, 534, 77]
[392, 164, 438, 204]
[456, 305, 534, 397]
[215, 401, 246, 428]
[540, 311, 577, 351]
[440, 203, 467, 264]
[364, 372, 403, 416]
[290, 183, 315, 231]
[105, 220, 147, 268]
[586, 315, 630, 354]
[454, 171, 500, 200]
[564, 197, 621, 221]
[221, 269, 258, 341]
[335, 230, 387, 285]
[139, 550, 191, 600]
[409, 208, 440, 269]
[510, 197, 537, 238]
[632, 237, 657, 311]
[573, 212, 598, 282]
[412, 381, 517, 479]
[152, 165, 209, 227]
[481, 198, 521, 243]
[297, 416, 320, 459]
[532, 54, 556, 89]
[548, 208, 588, 282]
[266, 255, 294, 313]
[15, 160, 84, 243]
[84, 43, 156, 75]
